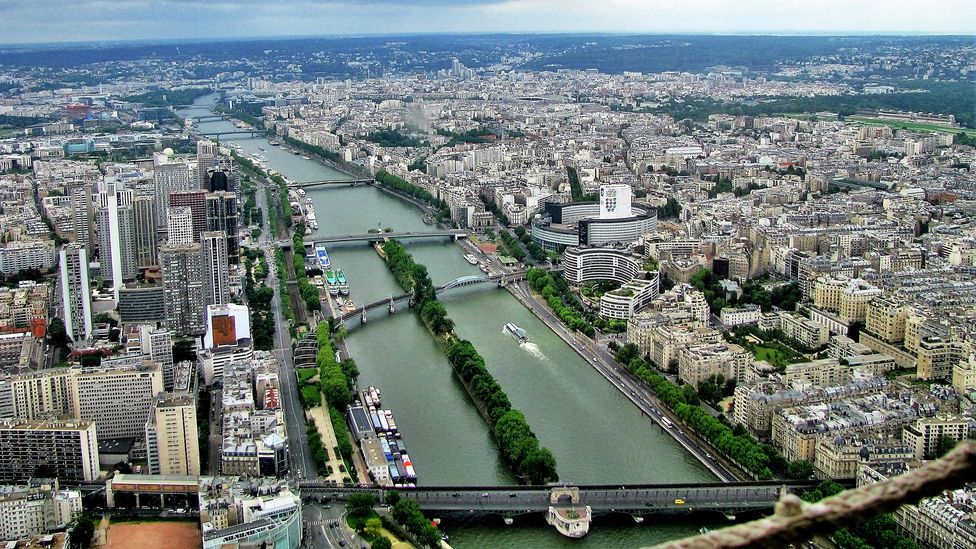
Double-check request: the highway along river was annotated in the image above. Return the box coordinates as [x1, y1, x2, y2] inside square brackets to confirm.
[182, 95, 721, 547]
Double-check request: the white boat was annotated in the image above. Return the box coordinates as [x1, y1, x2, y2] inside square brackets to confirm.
[464, 253, 478, 265]
[504, 323, 528, 343]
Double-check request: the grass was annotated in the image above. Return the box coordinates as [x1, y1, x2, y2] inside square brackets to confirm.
[346, 509, 380, 530]
[297, 368, 318, 383]
[300, 385, 320, 408]
[848, 116, 976, 137]
[747, 342, 804, 368]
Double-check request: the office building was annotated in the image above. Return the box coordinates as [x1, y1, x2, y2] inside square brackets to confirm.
[5, 368, 71, 420]
[59, 244, 92, 346]
[0, 240, 57, 276]
[132, 194, 158, 269]
[118, 283, 166, 324]
[206, 192, 239, 264]
[201, 231, 230, 306]
[68, 358, 164, 440]
[197, 140, 218, 188]
[95, 186, 136, 293]
[160, 242, 207, 336]
[0, 419, 99, 483]
[169, 191, 208, 242]
[145, 393, 199, 476]
[139, 325, 175, 389]
[153, 162, 193, 224]
[167, 206, 195, 246]
[69, 184, 95, 256]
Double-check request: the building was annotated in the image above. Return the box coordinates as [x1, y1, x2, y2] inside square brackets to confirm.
[146, 393, 200, 476]
[58, 244, 92, 346]
[206, 192, 239, 265]
[5, 368, 71, 420]
[0, 419, 99, 483]
[199, 477, 302, 549]
[197, 140, 218, 188]
[68, 358, 165, 440]
[0, 481, 82, 540]
[118, 283, 166, 324]
[166, 206, 195, 246]
[916, 336, 966, 381]
[132, 194, 158, 269]
[169, 191, 208, 243]
[139, 325, 175, 389]
[0, 241, 57, 276]
[562, 245, 644, 285]
[95, 185, 136, 292]
[720, 305, 761, 327]
[779, 312, 830, 349]
[812, 276, 881, 323]
[952, 357, 976, 397]
[812, 437, 913, 480]
[153, 162, 193, 224]
[531, 186, 657, 252]
[598, 275, 660, 320]
[201, 231, 230, 307]
[160, 242, 207, 336]
[677, 342, 751, 387]
[902, 415, 975, 459]
[865, 298, 910, 344]
[69, 184, 95, 257]
[203, 304, 251, 351]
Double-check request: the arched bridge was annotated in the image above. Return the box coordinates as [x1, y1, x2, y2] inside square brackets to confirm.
[298, 480, 838, 516]
[338, 271, 527, 325]
[303, 230, 469, 246]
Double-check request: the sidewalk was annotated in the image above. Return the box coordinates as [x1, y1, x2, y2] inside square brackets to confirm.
[308, 396, 349, 484]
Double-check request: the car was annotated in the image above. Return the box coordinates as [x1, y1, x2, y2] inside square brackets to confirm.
[338, 541, 345, 547]
[481, 492, 489, 497]
[509, 493, 517, 498]
[674, 499, 686, 505]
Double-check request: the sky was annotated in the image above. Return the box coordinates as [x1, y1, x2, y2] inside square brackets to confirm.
[8, 0, 975, 45]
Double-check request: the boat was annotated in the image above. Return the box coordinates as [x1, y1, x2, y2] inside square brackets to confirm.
[343, 300, 356, 312]
[421, 214, 434, 225]
[464, 253, 479, 265]
[479, 264, 489, 273]
[302, 155, 311, 160]
[336, 269, 350, 296]
[269, 140, 280, 146]
[297, 188, 306, 196]
[258, 146, 266, 151]
[315, 246, 331, 269]
[293, 151, 301, 155]
[325, 270, 339, 296]
[504, 322, 528, 343]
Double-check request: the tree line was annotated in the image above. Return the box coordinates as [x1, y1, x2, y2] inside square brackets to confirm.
[526, 268, 597, 337]
[291, 223, 321, 312]
[381, 240, 558, 484]
[315, 322, 356, 463]
[374, 170, 451, 222]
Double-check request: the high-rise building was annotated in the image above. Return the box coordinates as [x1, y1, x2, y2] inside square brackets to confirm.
[132, 194, 158, 269]
[206, 191, 239, 264]
[69, 185, 95, 256]
[140, 325, 175, 389]
[68, 358, 164, 440]
[167, 206, 195, 246]
[197, 140, 219, 188]
[153, 163, 193, 225]
[4, 368, 71, 420]
[160, 242, 207, 336]
[169, 190, 208, 242]
[201, 231, 230, 307]
[59, 244, 92, 346]
[145, 393, 199, 476]
[95, 186, 136, 294]
[0, 419, 99, 483]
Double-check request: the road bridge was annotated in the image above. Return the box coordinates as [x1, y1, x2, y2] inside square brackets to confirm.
[287, 179, 374, 188]
[299, 481, 836, 536]
[188, 114, 228, 122]
[338, 272, 528, 326]
[303, 230, 468, 246]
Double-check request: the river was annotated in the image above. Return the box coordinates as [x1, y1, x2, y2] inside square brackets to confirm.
[181, 95, 719, 547]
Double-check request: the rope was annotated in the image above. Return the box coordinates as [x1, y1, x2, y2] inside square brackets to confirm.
[652, 440, 976, 549]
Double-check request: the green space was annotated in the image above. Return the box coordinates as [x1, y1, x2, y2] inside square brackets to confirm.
[297, 368, 317, 383]
[802, 481, 921, 549]
[374, 170, 451, 222]
[849, 116, 976, 137]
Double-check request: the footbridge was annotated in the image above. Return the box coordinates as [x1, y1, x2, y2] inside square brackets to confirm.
[303, 230, 469, 246]
[338, 272, 528, 326]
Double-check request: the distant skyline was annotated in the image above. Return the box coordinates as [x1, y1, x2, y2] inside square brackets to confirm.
[8, 0, 975, 45]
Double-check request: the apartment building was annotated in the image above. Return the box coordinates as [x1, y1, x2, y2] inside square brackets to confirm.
[0, 419, 99, 483]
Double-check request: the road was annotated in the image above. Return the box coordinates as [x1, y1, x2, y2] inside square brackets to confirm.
[302, 502, 365, 549]
[207, 387, 222, 475]
[507, 281, 744, 483]
[256, 176, 317, 481]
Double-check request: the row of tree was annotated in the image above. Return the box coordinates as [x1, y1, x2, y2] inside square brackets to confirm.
[314, 322, 356, 463]
[381, 240, 558, 484]
[446, 339, 558, 484]
[291, 224, 322, 312]
[242, 252, 275, 351]
[512, 226, 547, 262]
[374, 170, 451, 222]
[305, 422, 330, 476]
[391, 499, 442, 548]
[498, 229, 527, 262]
[526, 268, 597, 337]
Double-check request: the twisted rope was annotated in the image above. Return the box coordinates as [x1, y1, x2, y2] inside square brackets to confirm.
[652, 440, 976, 549]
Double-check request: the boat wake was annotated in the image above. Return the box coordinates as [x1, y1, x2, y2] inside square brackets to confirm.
[520, 341, 545, 359]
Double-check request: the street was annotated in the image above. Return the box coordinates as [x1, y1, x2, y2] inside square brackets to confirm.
[301, 502, 365, 549]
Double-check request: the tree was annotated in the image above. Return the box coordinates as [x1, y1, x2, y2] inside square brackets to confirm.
[933, 435, 958, 458]
[384, 490, 401, 506]
[364, 517, 383, 539]
[614, 343, 640, 366]
[370, 537, 392, 549]
[72, 515, 96, 548]
[786, 459, 814, 480]
[346, 493, 376, 517]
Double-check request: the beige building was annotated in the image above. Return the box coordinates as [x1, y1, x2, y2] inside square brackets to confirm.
[146, 393, 200, 476]
[813, 437, 913, 480]
[780, 312, 830, 349]
[952, 357, 976, 396]
[916, 337, 966, 381]
[783, 358, 852, 388]
[0, 419, 99, 483]
[678, 342, 751, 387]
[812, 276, 881, 323]
[69, 359, 164, 440]
[0, 482, 82, 541]
[5, 368, 71, 420]
[902, 415, 975, 459]
[865, 298, 909, 344]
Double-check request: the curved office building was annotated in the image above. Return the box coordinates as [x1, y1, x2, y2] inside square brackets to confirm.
[531, 195, 657, 252]
[563, 246, 645, 285]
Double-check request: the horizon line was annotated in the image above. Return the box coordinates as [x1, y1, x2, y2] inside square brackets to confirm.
[1, 30, 973, 50]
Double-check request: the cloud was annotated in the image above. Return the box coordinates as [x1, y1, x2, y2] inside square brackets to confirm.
[6, 0, 975, 44]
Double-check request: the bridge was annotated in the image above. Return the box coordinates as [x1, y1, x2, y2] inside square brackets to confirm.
[298, 480, 836, 536]
[338, 272, 527, 325]
[287, 179, 374, 188]
[188, 114, 229, 123]
[302, 230, 469, 246]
